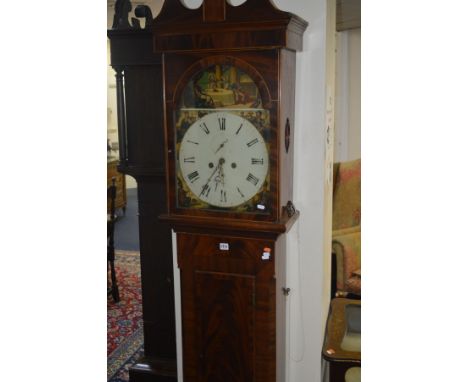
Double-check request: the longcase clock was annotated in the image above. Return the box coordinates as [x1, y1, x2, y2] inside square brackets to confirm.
[154, 0, 307, 381]
[108, 2, 178, 381]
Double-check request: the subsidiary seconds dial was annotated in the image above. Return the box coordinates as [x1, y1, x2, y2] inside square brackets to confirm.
[178, 112, 269, 208]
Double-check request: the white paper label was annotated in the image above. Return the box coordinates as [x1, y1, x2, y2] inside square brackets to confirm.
[219, 243, 229, 251]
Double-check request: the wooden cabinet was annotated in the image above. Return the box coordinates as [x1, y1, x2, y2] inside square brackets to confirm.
[177, 233, 278, 382]
[107, 159, 127, 214]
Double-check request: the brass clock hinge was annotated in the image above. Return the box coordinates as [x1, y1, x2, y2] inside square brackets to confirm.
[286, 201, 296, 218]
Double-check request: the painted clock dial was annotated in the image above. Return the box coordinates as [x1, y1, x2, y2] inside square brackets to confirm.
[175, 63, 271, 213]
[179, 112, 269, 208]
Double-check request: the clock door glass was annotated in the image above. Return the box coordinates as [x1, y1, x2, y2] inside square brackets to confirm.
[175, 63, 271, 213]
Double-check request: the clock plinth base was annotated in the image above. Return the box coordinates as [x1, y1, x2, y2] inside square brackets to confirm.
[129, 356, 177, 382]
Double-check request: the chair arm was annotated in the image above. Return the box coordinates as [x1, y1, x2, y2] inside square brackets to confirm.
[332, 230, 361, 296]
[332, 225, 360, 238]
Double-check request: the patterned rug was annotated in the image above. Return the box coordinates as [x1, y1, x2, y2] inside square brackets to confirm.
[108, 251, 144, 382]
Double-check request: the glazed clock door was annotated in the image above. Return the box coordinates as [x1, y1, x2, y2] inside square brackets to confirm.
[174, 62, 273, 215]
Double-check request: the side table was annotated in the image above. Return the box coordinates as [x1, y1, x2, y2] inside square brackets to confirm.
[322, 298, 361, 382]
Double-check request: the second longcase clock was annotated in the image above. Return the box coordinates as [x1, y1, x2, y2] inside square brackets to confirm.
[154, 0, 307, 380]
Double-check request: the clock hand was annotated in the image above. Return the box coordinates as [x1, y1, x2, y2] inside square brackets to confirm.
[219, 160, 226, 186]
[215, 160, 227, 203]
[200, 158, 223, 196]
[214, 140, 228, 154]
[213, 157, 226, 190]
[206, 164, 220, 184]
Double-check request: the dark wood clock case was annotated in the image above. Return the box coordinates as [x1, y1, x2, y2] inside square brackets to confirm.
[153, 1, 307, 382]
[107, 26, 178, 382]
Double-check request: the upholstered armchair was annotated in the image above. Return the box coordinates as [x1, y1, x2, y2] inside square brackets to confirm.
[332, 159, 361, 298]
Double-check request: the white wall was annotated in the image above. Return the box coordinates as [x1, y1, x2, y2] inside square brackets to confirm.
[274, 0, 334, 381]
[335, 28, 361, 162]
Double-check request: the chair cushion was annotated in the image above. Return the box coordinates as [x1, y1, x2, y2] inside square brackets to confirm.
[346, 270, 361, 295]
[332, 231, 361, 295]
[332, 159, 361, 231]
[345, 367, 361, 382]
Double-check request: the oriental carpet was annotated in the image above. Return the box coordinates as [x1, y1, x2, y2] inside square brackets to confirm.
[107, 251, 144, 382]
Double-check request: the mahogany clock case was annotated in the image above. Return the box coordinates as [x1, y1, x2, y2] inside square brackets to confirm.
[152, 2, 307, 381]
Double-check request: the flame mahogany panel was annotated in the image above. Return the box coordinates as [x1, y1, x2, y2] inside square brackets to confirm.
[177, 233, 276, 382]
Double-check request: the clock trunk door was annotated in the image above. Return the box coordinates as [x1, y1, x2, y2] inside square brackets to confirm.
[177, 233, 276, 382]
[195, 272, 255, 382]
